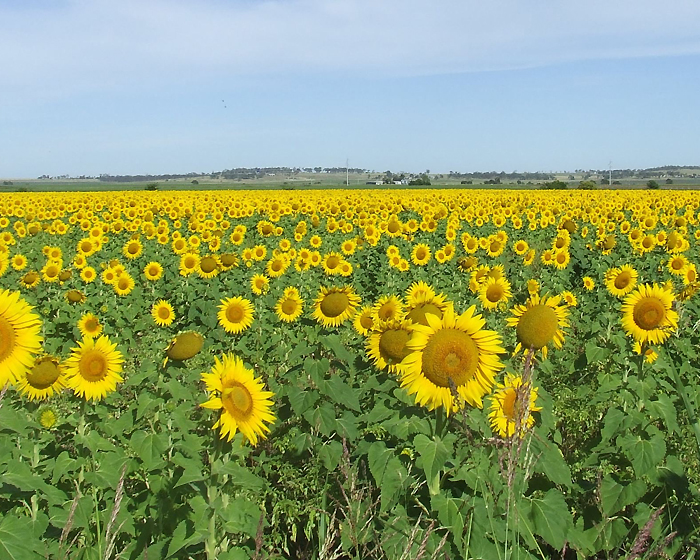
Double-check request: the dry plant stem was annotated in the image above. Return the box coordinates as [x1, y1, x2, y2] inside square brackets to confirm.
[58, 493, 80, 558]
[0, 381, 8, 409]
[103, 464, 128, 560]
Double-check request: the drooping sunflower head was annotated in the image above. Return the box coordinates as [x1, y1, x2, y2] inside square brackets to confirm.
[65, 290, 86, 304]
[399, 304, 504, 414]
[353, 305, 375, 336]
[167, 331, 204, 361]
[621, 283, 678, 346]
[488, 372, 542, 438]
[312, 285, 361, 328]
[198, 255, 220, 279]
[506, 293, 569, 359]
[200, 353, 276, 446]
[16, 355, 66, 401]
[217, 297, 255, 334]
[64, 335, 124, 402]
[0, 289, 43, 386]
[366, 319, 415, 374]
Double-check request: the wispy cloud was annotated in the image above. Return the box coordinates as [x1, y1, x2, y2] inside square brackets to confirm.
[2, 0, 700, 100]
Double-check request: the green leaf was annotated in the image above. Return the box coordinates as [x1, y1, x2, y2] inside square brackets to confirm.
[166, 520, 198, 558]
[647, 394, 681, 434]
[585, 340, 610, 364]
[600, 408, 626, 443]
[617, 432, 666, 477]
[324, 376, 361, 412]
[599, 475, 647, 517]
[520, 489, 573, 550]
[219, 497, 261, 537]
[130, 430, 168, 470]
[367, 441, 408, 512]
[535, 440, 572, 487]
[214, 463, 266, 491]
[0, 515, 43, 560]
[286, 386, 319, 416]
[414, 434, 449, 495]
[319, 440, 344, 470]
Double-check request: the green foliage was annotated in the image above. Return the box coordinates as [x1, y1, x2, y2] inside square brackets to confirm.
[647, 179, 660, 189]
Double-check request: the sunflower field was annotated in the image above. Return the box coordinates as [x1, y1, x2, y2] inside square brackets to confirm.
[1, 189, 700, 559]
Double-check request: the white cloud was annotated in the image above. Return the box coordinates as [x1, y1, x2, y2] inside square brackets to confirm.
[1, 0, 700, 99]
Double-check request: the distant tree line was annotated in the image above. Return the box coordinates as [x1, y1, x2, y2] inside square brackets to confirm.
[449, 171, 555, 181]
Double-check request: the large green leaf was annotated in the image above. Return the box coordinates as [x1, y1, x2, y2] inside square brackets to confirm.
[0, 515, 43, 560]
[414, 434, 449, 495]
[367, 441, 408, 512]
[617, 432, 666, 477]
[520, 489, 572, 550]
[599, 475, 647, 517]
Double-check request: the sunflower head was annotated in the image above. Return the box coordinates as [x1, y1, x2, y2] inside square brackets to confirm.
[506, 293, 569, 359]
[17, 355, 66, 401]
[312, 286, 361, 328]
[366, 319, 414, 373]
[167, 331, 204, 361]
[0, 289, 43, 386]
[488, 373, 542, 438]
[621, 283, 678, 345]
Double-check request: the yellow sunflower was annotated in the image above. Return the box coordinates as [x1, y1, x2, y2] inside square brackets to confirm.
[366, 319, 414, 374]
[399, 304, 504, 414]
[201, 353, 276, 445]
[11, 254, 27, 271]
[80, 266, 97, 284]
[78, 313, 103, 339]
[144, 261, 164, 281]
[113, 274, 135, 297]
[372, 295, 405, 325]
[312, 286, 361, 328]
[478, 277, 512, 311]
[64, 335, 124, 402]
[0, 289, 43, 386]
[198, 255, 220, 279]
[123, 239, 143, 260]
[250, 274, 270, 296]
[218, 297, 255, 334]
[583, 276, 595, 291]
[152, 300, 175, 327]
[405, 291, 448, 327]
[506, 293, 569, 360]
[353, 305, 375, 336]
[605, 265, 638, 297]
[405, 281, 436, 306]
[621, 283, 678, 346]
[488, 373, 542, 438]
[274, 287, 303, 323]
[21, 271, 41, 288]
[16, 355, 66, 401]
[411, 244, 431, 266]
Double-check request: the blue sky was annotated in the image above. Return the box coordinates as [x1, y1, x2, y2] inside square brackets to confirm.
[1, 0, 699, 177]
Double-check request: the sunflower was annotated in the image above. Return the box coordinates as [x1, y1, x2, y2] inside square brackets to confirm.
[405, 291, 448, 327]
[405, 281, 436, 305]
[552, 250, 570, 270]
[166, 331, 204, 361]
[312, 286, 361, 328]
[366, 319, 414, 374]
[560, 291, 578, 307]
[399, 304, 504, 414]
[123, 239, 143, 260]
[250, 274, 270, 295]
[667, 255, 689, 276]
[16, 355, 66, 401]
[506, 293, 569, 359]
[41, 261, 61, 283]
[321, 252, 344, 276]
[488, 373, 542, 438]
[372, 295, 405, 325]
[65, 290, 86, 304]
[218, 296, 255, 334]
[513, 240, 529, 256]
[78, 313, 102, 339]
[353, 305, 375, 336]
[152, 300, 175, 327]
[39, 407, 58, 428]
[527, 279, 539, 296]
[0, 289, 43, 386]
[478, 277, 512, 311]
[583, 276, 595, 291]
[80, 266, 97, 284]
[144, 261, 164, 281]
[200, 353, 275, 445]
[11, 254, 27, 271]
[21, 271, 41, 288]
[64, 335, 124, 402]
[113, 274, 135, 297]
[101, 267, 117, 285]
[411, 244, 431, 266]
[604, 265, 638, 297]
[267, 255, 289, 278]
[179, 253, 200, 277]
[621, 283, 678, 346]
[274, 287, 303, 323]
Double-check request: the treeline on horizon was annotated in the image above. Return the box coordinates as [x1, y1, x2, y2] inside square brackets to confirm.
[81, 165, 699, 183]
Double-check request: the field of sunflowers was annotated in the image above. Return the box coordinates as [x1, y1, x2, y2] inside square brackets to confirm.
[1, 188, 700, 560]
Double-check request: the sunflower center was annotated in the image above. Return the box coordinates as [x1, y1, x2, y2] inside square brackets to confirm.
[226, 304, 244, 323]
[271, 260, 283, 272]
[80, 350, 108, 381]
[0, 317, 17, 363]
[377, 302, 396, 320]
[223, 382, 253, 418]
[486, 284, 505, 303]
[421, 328, 479, 388]
[490, 241, 501, 253]
[85, 318, 100, 333]
[67, 290, 84, 303]
[281, 298, 298, 315]
[378, 329, 412, 364]
[360, 314, 374, 330]
[127, 243, 139, 254]
[320, 293, 349, 318]
[671, 259, 684, 271]
[416, 248, 427, 260]
[615, 272, 632, 289]
[221, 254, 237, 267]
[118, 278, 130, 290]
[158, 306, 171, 319]
[80, 241, 92, 252]
[200, 257, 217, 273]
[633, 297, 666, 330]
[326, 256, 340, 269]
[501, 388, 517, 420]
[23, 272, 38, 284]
[516, 304, 559, 350]
[26, 359, 61, 389]
[407, 303, 443, 326]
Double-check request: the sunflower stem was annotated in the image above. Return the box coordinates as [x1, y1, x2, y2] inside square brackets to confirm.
[664, 353, 700, 458]
[205, 437, 222, 560]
